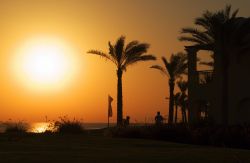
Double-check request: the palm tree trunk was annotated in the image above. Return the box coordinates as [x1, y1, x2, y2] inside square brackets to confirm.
[175, 103, 178, 123]
[175, 104, 178, 123]
[117, 68, 123, 126]
[222, 60, 229, 125]
[183, 106, 187, 124]
[168, 79, 175, 124]
[181, 107, 184, 123]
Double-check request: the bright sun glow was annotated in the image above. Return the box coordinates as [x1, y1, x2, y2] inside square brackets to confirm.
[29, 122, 54, 133]
[24, 44, 66, 83]
[12, 36, 80, 91]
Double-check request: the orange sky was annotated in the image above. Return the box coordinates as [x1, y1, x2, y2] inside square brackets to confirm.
[0, 0, 249, 123]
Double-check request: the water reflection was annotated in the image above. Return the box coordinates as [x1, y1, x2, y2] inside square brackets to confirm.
[28, 122, 55, 133]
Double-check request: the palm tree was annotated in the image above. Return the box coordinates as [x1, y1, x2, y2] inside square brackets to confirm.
[179, 5, 239, 51]
[87, 36, 156, 125]
[177, 80, 188, 124]
[179, 5, 247, 125]
[151, 53, 187, 124]
[174, 93, 181, 123]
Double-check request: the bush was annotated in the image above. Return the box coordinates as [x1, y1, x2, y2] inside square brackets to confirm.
[108, 126, 148, 138]
[3, 121, 29, 141]
[106, 125, 190, 141]
[54, 116, 86, 134]
[4, 121, 28, 134]
[108, 124, 250, 149]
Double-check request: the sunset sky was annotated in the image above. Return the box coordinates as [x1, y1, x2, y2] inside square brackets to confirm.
[0, 0, 249, 123]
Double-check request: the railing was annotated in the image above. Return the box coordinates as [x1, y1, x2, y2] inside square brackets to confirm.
[197, 70, 213, 85]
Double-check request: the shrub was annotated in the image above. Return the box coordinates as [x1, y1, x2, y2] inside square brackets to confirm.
[108, 126, 148, 138]
[3, 121, 29, 141]
[108, 124, 250, 149]
[54, 116, 86, 134]
[4, 121, 28, 134]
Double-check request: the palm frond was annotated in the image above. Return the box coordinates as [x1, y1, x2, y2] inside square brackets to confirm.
[108, 41, 117, 60]
[179, 5, 240, 53]
[152, 53, 187, 80]
[169, 53, 188, 78]
[162, 57, 173, 78]
[223, 5, 238, 19]
[150, 65, 167, 75]
[224, 5, 232, 19]
[181, 28, 204, 35]
[182, 28, 213, 44]
[231, 9, 239, 18]
[88, 36, 156, 72]
[114, 36, 125, 65]
[179, 36, 207, 45]
[195, 17, 211, 31]
[87, 50, 117, 65]
[125, 43, 150, 57]
[175, 64, 188, 77]
[123, 55, 156, 70]
[125, 41, 139, 52]
[122, 43, 150, 68]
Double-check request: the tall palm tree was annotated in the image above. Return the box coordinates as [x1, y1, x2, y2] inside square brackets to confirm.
[174, 93, 181, 123]
[87, 36, 156, 125]
[179, 5, 248, 125]
[177, 80, 188, 124]
[151, 53, 187, 124]
[179, 5, 239, 51]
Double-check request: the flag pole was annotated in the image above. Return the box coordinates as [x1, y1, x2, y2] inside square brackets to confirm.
[108, 95, 109, 128]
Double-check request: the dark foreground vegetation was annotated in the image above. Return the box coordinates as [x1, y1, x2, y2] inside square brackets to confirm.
[2, 117, 86, 135]
[1, 121, 250, 162]
[108, 124, 250, 150]
[3, 120, 250, 150]
[0, 119, 250, 163]
[4, 122, 29, 134]
[54, 117, 86, 134]
[0, 132, 250, 163]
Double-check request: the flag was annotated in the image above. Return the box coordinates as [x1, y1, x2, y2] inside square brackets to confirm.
[108, 95, 113, 117]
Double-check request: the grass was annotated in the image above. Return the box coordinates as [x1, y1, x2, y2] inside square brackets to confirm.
[0, 132, 250, 163]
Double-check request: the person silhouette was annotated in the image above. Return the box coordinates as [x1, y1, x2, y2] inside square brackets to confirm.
[155, 111, 163, 126]
[123, 116, 130, 126]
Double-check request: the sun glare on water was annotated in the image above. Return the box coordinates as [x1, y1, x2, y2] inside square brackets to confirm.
[12, 37, 79, 91]
[29, 122, 54, 133]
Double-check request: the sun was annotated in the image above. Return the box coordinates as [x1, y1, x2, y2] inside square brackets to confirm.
[12, 36, 79, 91]
[23, 44, 67, 84]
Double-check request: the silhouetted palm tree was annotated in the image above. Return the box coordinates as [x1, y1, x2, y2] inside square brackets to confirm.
[177, 80, 188, 124]
[179, 5, 238, 51]
[179, 5, 247, 125]
[88, 36, 156, 125]
[174, 93, 181, 123]
[151, 53, 187, 124]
